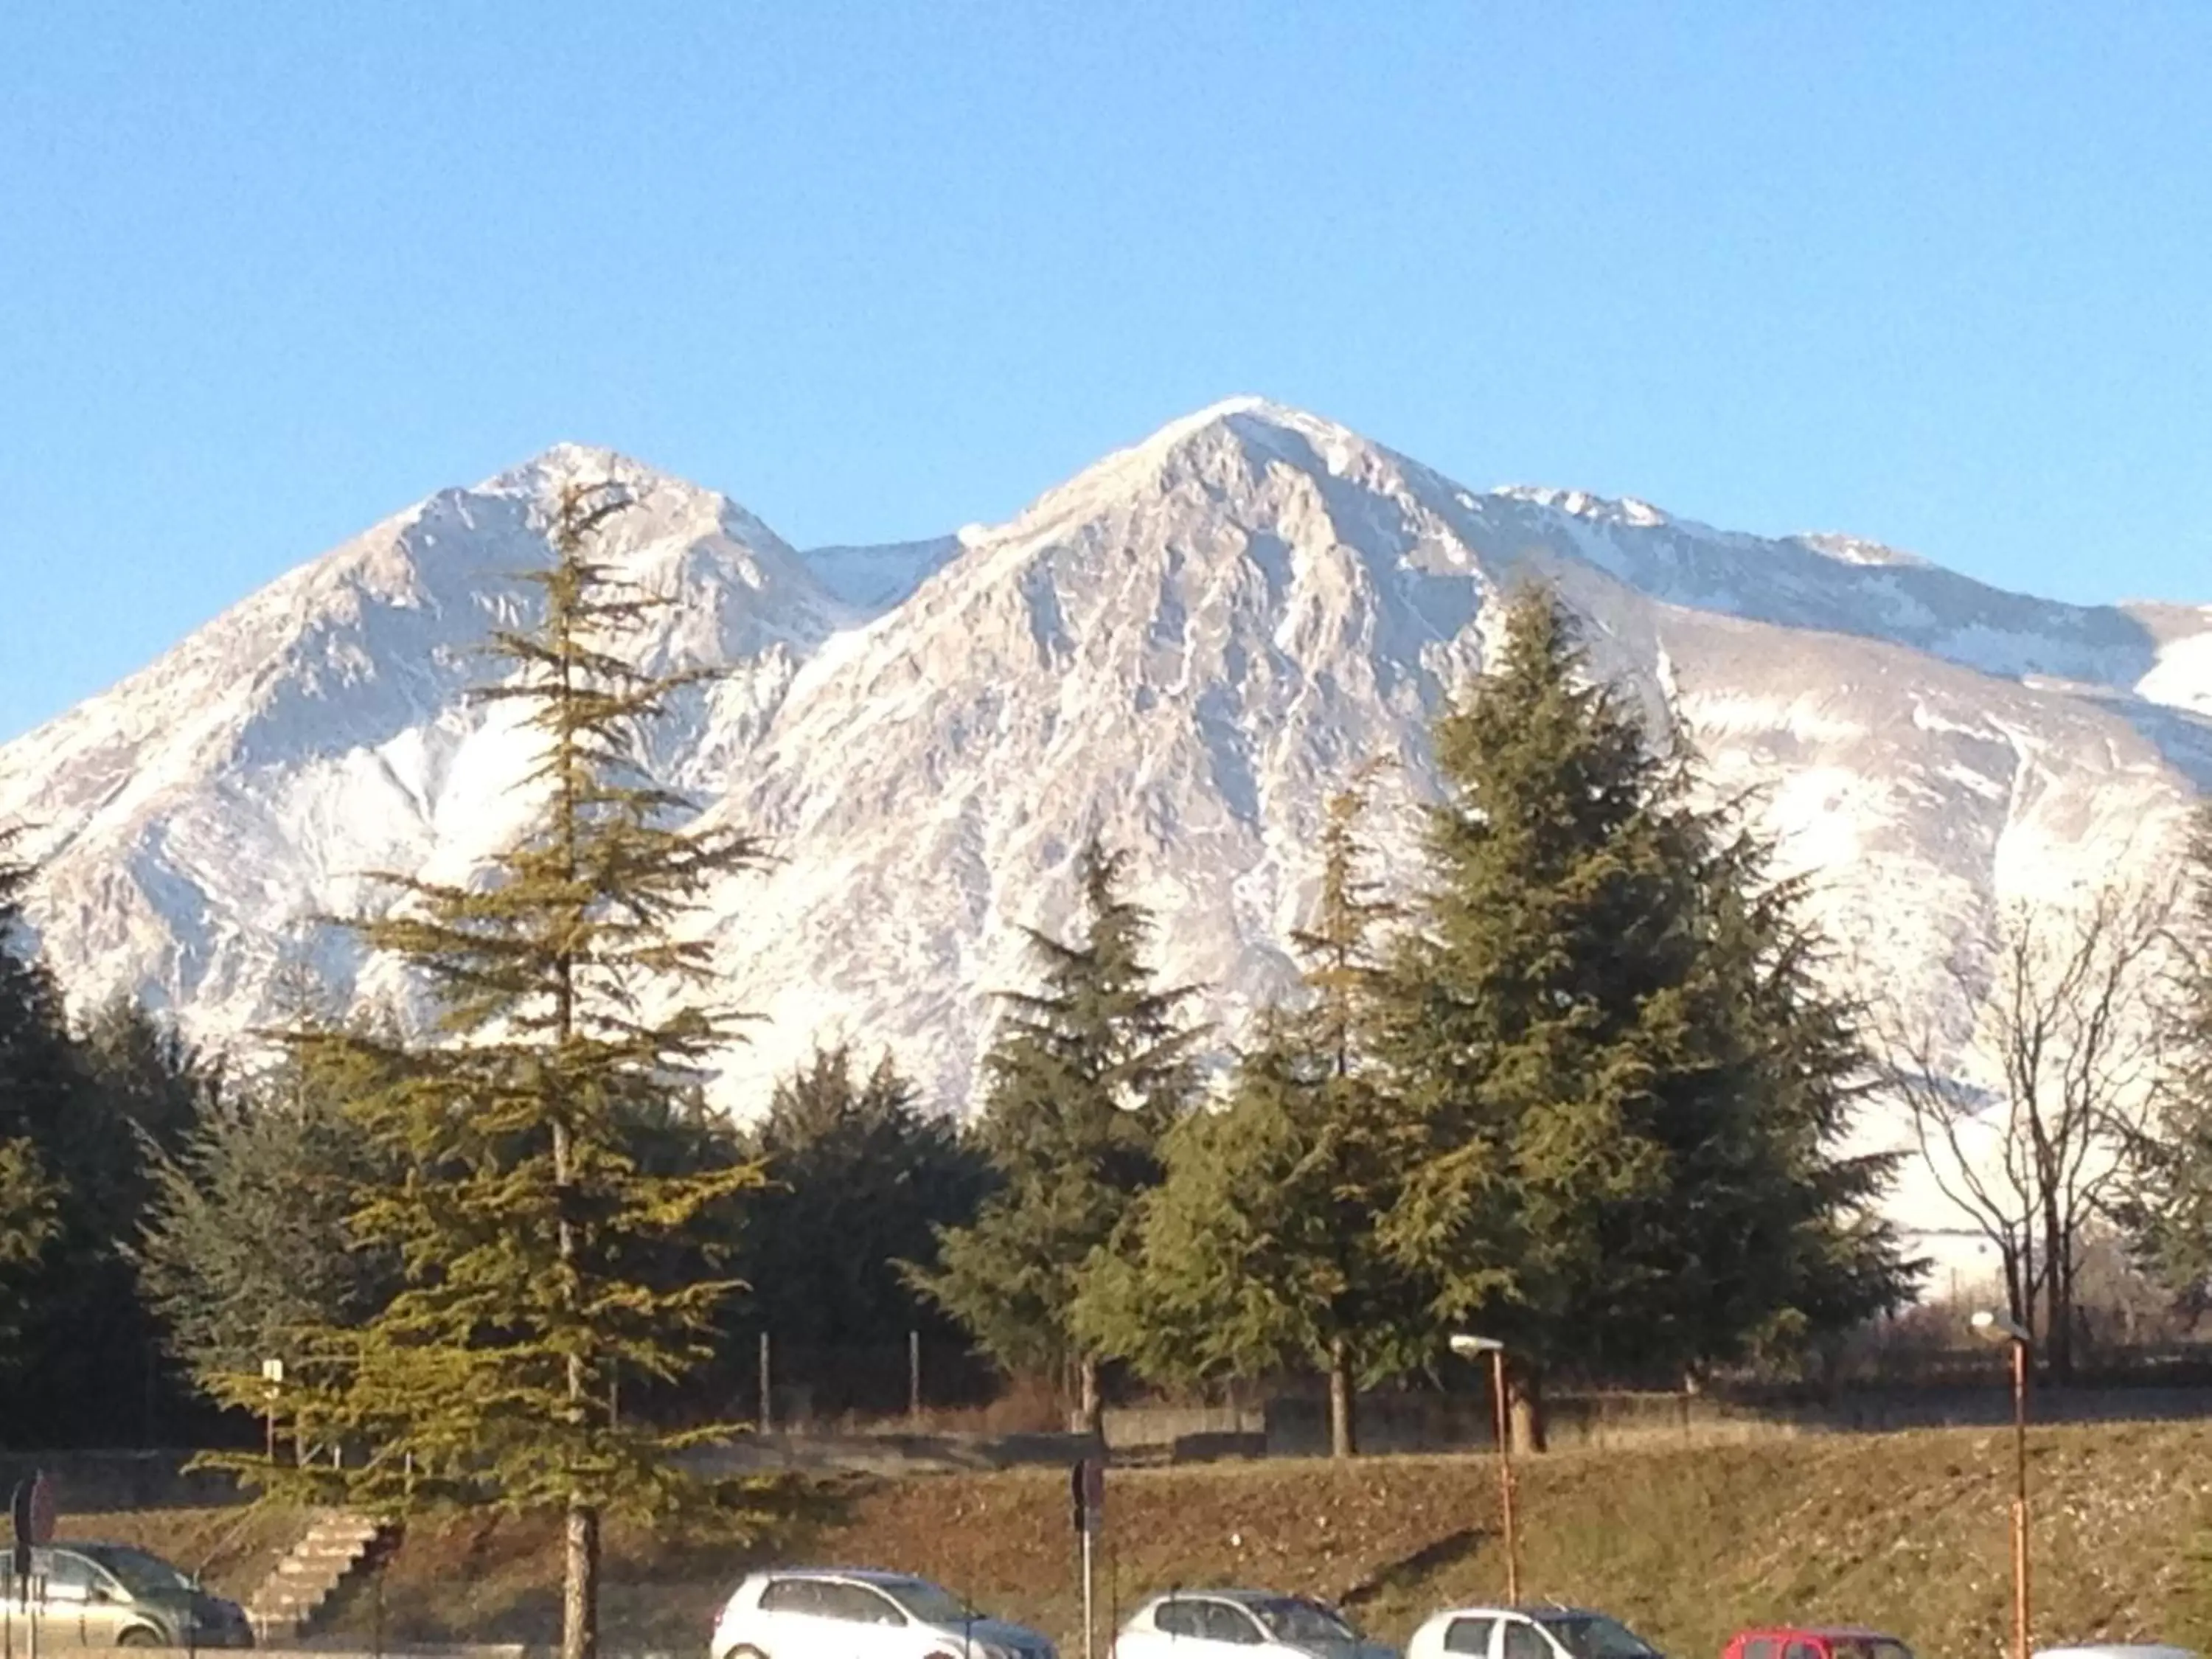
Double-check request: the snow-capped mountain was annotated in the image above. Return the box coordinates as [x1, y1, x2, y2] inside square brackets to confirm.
[2, 400, 2207, 1245]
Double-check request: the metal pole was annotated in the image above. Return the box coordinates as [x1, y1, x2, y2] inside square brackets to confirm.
[1081, 1525, 1096, 1659]
[759, 1332, 773, 1435]
[909, 1329, 922, 1427]
[2011, 1338, 2029, 1659]
[1491, 1348, 1520, 1604]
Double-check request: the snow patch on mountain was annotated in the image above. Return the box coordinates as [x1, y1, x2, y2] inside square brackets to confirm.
[0, 404, 2206, 1263]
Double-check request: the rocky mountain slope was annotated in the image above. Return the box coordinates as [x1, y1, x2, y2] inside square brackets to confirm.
[3, 399, 2207, 1243]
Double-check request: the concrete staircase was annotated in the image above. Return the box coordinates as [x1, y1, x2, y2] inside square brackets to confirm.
[246, 1510, 397, 1642]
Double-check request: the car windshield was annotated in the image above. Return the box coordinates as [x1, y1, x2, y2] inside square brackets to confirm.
[1833, 1642, 1912, 1659]
[1251, 1600, 1360, 1648]
[882, 1579, 976, 1626]
[1539, 1617, 1658, 1659]
[75, 1547, 190, 1599]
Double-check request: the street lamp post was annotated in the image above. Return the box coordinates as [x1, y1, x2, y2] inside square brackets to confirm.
[1450, 1334, 1520, 1604]
[1972, 1310, 2032, 1659]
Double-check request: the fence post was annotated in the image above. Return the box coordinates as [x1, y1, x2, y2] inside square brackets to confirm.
[909, 1330, 922, 1427]
[759, 1332, 774, 1435]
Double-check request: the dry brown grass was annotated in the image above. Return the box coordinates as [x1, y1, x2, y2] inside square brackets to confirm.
[78, 1421, 2212, 1659]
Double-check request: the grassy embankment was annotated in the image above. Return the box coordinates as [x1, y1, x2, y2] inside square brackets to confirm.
[78, 1421, 2212, 1659]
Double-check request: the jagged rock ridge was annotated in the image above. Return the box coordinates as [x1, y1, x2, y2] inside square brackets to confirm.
[2, 402, 2207, 1249]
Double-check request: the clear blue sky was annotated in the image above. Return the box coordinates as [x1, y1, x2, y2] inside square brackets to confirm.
[4, 4, 2208, 742]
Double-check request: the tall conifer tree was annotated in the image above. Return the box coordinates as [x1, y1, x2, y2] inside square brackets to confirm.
[2133, 807, 2212, 1297]
[0, 848, 66, 1318]
[1077, 779, 1427, 1456]
[1371, 587, 1910, 1433]
[742, 1041, 987, 1351]
[205, 482, 768, 1659]
[913, 841, 1200, 1432]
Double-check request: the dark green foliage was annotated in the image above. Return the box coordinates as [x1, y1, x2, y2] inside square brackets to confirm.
[0, 850, 70, 1350]
[912, 841, 1203, 1422]
[1370, 587, 1914, 1383]
[742, 1041, 987, 1348]
[0, 841, 215, 1441]
[29, 998, 220, 1435]
[2132, 807, 2212, 1304]
[139, 1032, 403, 1390]
[1076, 782, 1430, 1453]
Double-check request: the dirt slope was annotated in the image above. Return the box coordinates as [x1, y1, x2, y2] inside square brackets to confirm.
[82, 1421, 2212, 1659]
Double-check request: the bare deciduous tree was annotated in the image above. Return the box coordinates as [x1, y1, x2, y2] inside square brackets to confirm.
[1881, 876, 2177, 1380]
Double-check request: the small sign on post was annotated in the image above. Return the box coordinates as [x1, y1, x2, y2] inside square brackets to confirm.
[261, 1358, 284, 1463]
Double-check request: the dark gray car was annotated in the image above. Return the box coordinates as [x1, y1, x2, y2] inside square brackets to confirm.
[0, 1543, 254, 1648]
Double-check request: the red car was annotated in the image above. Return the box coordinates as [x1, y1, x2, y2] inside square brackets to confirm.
[1723, 1630, 1913, 1659]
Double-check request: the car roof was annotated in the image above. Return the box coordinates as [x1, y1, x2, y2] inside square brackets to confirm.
[757, 1567, 934, 1587]
[1433, 1607, 1606, 1621]
[1735, 1630, 1905, 1642]
[1149, 1590, 1314, 1606]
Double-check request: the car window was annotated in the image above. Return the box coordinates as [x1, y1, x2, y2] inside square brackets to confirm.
[1447, 1618, 1500, 1657]
[1251, 1600, 1356, 1646]
[818, 1585, 905, 1627]
[1785, 1644, 1820, 1659]
[42, 1552, 99, 1604]
[1503, 1623, 1554, 1659]
[77, 1546, 188, 1599]
[882, 1580, 973, 1627]
[1539, 1618, 1659, 1659]
[761, 1579, 827, 1615]
[1744, 1641, 1778, 1659]
[1157, 1602, 1205, 1639]
[1198, 1604, 1265, 1645]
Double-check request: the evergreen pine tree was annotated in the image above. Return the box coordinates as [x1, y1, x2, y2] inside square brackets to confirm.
[0, 846, 66, 1332]
[0, 838, 215, 1439]
[1371, 587, 1911, 1434]
[1076, 778, 1428, 1457]
[138, 1029, 402, 1391]
[743, 1041, 987, 1354]
[2133, 807, 2212, 1300]
[912, 841, 1202, 1432]
[198, 481, 770, 1659]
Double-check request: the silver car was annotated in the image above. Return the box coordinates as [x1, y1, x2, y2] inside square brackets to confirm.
[1115, 1590, 1398, 1659]
[712, 1568, 1054, 1659]
[0, 1543, 254, 1649]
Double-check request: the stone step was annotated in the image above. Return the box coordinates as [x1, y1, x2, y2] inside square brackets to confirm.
[245, 1510, 397, 1639]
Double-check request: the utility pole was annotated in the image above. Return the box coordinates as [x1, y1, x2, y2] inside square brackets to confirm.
[758, 1332, 773, 1435]
[1972, 1310, 2032, 1659]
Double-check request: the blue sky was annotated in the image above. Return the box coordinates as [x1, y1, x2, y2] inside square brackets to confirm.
[4, 4, 2208, 742]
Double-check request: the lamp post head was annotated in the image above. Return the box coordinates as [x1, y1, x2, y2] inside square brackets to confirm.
[1450, 1334, 1505, 1358]
[1971, 1309, 2031, 1344]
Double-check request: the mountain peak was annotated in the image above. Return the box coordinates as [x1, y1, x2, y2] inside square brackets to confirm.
[998, 397, 1385, 544]
[481, 441, 693, 501]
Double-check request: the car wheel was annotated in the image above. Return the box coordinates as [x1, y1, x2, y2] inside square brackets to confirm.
[116, 1630, 161, 1648]
[726, 1644, 771, 1659]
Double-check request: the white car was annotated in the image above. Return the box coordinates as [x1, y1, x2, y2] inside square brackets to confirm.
[712, 1568, 1057, 1659]
[1114, 1589, 1399, 1659]
[1407, 1607, 1663, 1659]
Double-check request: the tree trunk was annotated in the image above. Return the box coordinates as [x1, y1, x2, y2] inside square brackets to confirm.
[1507, 1366, 1546, 1455]
[563, 1499, 599, 1659]
[2042, 1198, 2074, 1383]
[1327, 1340, 1357, 1459]
[1077, 1354, 1104, 1439]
